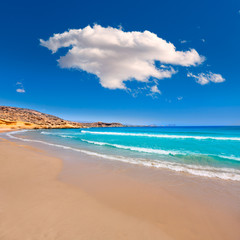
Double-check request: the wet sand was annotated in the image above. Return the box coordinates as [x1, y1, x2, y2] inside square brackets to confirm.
[60, 150, 240, 240]
[0, 133, 240, 240]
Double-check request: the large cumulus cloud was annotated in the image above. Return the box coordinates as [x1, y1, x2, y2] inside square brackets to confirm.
[40, 25, 205, 90]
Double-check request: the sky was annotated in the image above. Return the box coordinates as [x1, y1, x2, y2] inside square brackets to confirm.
[0, 0, 240, 125]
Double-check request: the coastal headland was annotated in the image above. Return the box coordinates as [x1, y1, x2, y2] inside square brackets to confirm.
[0, 106, 124, 130]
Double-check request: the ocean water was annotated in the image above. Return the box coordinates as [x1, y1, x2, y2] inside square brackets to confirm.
[7, 126, 240, 181]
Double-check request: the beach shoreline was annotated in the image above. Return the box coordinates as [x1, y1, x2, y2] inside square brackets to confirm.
[0, 130, 240, 240]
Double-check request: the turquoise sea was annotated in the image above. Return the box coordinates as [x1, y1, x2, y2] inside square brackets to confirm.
[7, 126, 240, 181]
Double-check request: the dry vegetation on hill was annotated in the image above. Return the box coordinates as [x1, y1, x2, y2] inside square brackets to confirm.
[0, 106, 123, 130]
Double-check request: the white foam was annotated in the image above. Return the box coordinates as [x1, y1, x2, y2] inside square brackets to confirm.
[82, 139, 240, 162]
[217, 155, 240, 162]
[40, 132, 240, 162]
[40, 131, 75, 138]
[81, 130, 240, 141]
[81, 139, 185, 155]
[6, 131, 240, 181]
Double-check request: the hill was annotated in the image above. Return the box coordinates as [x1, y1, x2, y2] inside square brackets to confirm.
[0, 106, 123, 130]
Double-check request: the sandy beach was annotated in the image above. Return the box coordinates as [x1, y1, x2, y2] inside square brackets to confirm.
[1, 0, 239, 238]
[0, 131, 240, 240]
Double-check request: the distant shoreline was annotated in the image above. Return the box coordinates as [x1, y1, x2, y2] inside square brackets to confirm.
[0, 106, 124, 130]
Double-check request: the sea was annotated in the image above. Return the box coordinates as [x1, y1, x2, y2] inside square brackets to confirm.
[6, 126, 240, 181]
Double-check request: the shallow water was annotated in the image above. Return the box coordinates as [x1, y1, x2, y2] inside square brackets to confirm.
[7, 126, 240, 181]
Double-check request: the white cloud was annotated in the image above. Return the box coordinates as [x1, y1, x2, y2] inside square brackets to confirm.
[151, 85, 161, 94]
[177, 96, 183, 101]
[40, 24, 205, 90]
[180, 40, 187, 44]
[187, 72, 225, 85]
[201, 38, 206, 43]
[16, 88, 25, 93]
[160, 64, 167, 68]
[16, 82, 25, 93]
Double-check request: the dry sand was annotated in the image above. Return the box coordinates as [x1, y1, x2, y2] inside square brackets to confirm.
[0, 132, 240, 240]
[0, 136, 170, 240]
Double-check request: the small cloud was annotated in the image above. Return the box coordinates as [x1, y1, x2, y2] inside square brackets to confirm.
[201, 38, 206, 43]
[238, 10, 240, 15]
[16, 82, 26, 93]
[180, 40, 187, 44]
[187, 72, 225, 85]
[177, 96, 183, 101]
[16, 88, 26, 93]
[151, 85, 161, 94]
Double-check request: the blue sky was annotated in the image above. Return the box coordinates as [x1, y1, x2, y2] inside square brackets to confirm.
[0, 0, 240, 125]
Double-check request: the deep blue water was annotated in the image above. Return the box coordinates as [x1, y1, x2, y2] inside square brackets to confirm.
[7, 126, 240, 181]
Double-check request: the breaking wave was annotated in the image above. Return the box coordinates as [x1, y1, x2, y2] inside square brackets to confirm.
[81, 130, 240, 141]
[81, 139, 240, 162]
[5, 131, 240, 181]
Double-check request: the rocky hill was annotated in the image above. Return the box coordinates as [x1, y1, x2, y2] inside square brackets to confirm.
[0, 106, 124, 130]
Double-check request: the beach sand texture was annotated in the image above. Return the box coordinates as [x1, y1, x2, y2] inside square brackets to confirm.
[0, 137, 171, 240]
[0, 134, 239, 240]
